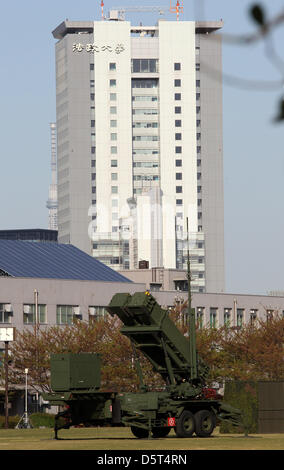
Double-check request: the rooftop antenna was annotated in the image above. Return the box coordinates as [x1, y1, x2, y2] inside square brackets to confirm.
[101, 0, 105, 20]
[110, 6, 168, 21]
[169, 0, 184, 21]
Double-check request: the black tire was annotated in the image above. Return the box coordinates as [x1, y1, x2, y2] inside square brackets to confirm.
[130, 426, 149, 439]
[175, 410, 195, 438]
[194, 410, 215, 437]
[152, 427, 171, 438]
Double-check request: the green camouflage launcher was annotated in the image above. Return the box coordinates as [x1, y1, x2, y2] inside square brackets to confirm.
[107, 291, 208, 396]
[44, 291, 242, 439]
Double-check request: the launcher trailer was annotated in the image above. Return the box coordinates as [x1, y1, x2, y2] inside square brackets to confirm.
[44, 291, 241, 439]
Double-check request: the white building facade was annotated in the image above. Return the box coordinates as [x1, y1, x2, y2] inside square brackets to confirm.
[52, 16, 224, 293]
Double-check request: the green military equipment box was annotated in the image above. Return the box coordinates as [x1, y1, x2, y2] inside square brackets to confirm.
[50, 353, 101, 392]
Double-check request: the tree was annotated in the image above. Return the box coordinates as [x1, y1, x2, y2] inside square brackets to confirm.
[2, 316, 163, 394]
[1, 304, 283, 393]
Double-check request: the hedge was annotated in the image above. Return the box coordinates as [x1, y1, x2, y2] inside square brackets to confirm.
[220, 381, 258, 434]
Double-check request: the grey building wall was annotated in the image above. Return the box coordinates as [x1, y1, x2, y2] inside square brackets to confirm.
[56, 32, 94, 253]
[0, 277, 145, 333]
[1, 277, 283, 335]
[119, 268, 188, 291]
[154, 291, 284, 327]
[197, 32, 225, 292]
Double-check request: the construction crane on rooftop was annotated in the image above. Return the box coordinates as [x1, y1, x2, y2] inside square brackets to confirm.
[100, 1, 184, 21]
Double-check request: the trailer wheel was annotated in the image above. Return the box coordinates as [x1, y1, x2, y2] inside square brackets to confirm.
[130, 426, 149, 439]
[194, 410, 215, 437]
[152, 427, 171, 438]
[175, 410, 195, 438]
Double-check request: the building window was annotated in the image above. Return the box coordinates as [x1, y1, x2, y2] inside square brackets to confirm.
[111, 173, 118, 181]
[175, 146, 182, 154]
[131, 59, 158, 73]
[175, 120, 182, 127]
[56, 305, 81, 325]
[88, 306, 107, 322]
[224, 308, 231, 327]
[175, 160, 182, 167]
[237, 309, 244, 328]
[110, 120, 117, 127]
[132, 96, 158, 102]
[111, 186, 118, 194]
[176, 186, 182, 193]
[109, 62, 116, 71]
[175, 133, 182, 140]
[110, 106, 117, 114]
[176, 173, 182, 180]
[196, 307, 204, 329]
[111, 146, 117, 154]
[90, 63, 94, 70]
[90, 93, 95, 101]
[174, 79, 181, 87]
[175, 93, 181, 100]
[0, 304, 12, 324]
[23, 304, 47, 325]
[174, 62, 181, 71]
[175, 106, 181, 114]
[111, 160, 118, 167]
[176, 199, 183, 205]
[249, 309, 258, 324]
[210, 308, 218, 328]
[91, 120, 95, 127]
[110, 93, 117, 101]
[110, 79, 116, 87]
[196, 79, 200, 87]
[111, 133, 117, 141]
[132, 79, 158, 88]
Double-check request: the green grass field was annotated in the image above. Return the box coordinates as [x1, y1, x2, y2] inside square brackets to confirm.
[0, 426, 283, 450]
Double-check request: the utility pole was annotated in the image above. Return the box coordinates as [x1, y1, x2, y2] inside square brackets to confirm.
[4, 341, 9, 429]
[0, 327, 16, 429]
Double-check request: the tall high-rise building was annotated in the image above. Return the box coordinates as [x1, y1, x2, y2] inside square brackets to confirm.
[52, 13, 224, 293]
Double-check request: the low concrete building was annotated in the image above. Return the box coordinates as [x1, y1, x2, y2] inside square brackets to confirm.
[154, 291, 284, 328]
[0, 240, 283, 333]
[0, 240, 145, 332]
[0, 276, 145, 331]
[118, 267, 189, 292]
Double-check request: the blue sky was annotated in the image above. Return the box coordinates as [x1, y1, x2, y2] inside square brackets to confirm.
[1, 0, 284, 295]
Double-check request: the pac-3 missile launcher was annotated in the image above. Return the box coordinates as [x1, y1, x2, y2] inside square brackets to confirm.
[44, 292, 241, 439]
